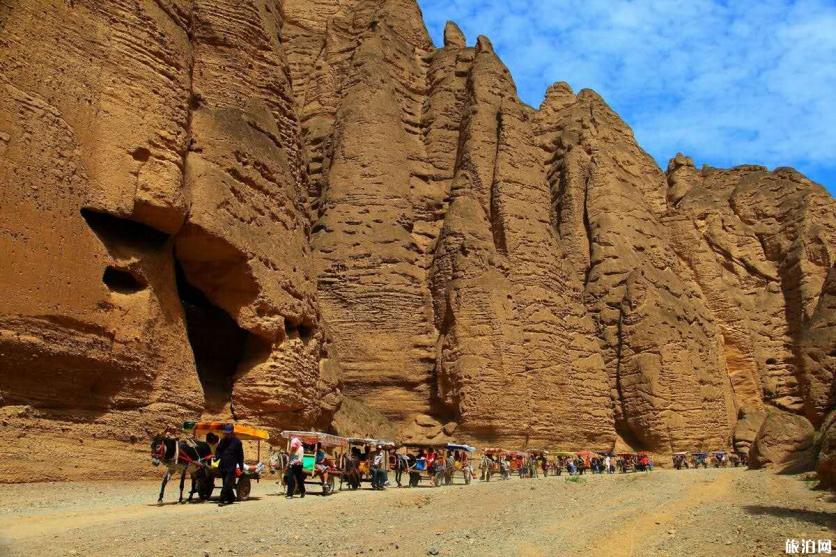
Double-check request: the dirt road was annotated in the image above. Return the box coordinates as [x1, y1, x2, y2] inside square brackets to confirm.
[0, 468, 832, 556]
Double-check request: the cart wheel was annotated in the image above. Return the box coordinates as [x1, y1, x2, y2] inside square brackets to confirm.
[464, 470, 471, 485]
[236, 476, 251, 501]
[196, 475, 214, 501]
[433, 473, 442, 487]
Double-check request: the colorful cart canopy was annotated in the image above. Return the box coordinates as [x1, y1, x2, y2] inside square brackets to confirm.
[281, 430, 348, 448]
[188, 421, 269, 441]
[347, 437, 396, 449]
[446, 443, 476, 453]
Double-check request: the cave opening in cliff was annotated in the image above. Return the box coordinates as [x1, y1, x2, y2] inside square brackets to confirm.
[102, 266, 146, 294]
[175, 259, 252, 412]
[80, 208, 169, 250]
[285, 319, 315, 343]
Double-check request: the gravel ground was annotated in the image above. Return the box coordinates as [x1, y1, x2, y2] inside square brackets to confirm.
[0, 468, 832, 556]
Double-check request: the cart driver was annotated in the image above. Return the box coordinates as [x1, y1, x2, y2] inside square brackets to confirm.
[216, 424, 244, 507]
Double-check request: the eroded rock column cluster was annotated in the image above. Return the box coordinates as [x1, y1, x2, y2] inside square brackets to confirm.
[0, 0, 833, 480]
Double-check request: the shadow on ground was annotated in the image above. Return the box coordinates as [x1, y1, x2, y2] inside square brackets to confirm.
[743, 505, 835, 528]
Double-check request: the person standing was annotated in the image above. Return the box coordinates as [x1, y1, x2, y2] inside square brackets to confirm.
[394, 452, 407, 487]
[371, 446, 386, 490]
[216, 424, 244, 507]
[287, 437, 306, 499]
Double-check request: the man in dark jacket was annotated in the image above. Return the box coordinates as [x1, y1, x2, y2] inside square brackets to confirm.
[216, 424, 244, 506]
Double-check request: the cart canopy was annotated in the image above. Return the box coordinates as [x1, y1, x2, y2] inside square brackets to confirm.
[446, 443, 476, 453]
[281, 430, 348, 448]
[347, 437, 396, 449]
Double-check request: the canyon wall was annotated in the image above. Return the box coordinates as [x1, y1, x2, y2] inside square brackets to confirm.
[0, 0, 833, 480]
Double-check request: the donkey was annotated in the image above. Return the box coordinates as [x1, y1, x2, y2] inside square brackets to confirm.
[150, 435, 213, 504]
[480, 455, 499, 481]
[341, 453, 362, 490]
[269, 449, 290, 491]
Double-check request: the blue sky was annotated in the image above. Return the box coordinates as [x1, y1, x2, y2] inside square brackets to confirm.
[416, 0, 836, 196]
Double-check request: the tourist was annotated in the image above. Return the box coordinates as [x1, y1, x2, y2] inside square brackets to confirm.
[216, 424, 244, 506]
[287, 437, 306, 499]
[394, 452, 408, 487]
[371, 446, 386, 489]
[315, 446, 330, 487]
[409, 451, 421, 487]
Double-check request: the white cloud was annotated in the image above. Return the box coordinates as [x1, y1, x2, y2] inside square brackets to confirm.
[417, 0, 836, 192]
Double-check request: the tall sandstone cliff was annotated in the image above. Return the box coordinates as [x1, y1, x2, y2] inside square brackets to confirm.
[0, 0, 833, 480]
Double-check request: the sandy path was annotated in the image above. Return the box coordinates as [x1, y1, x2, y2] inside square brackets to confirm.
[0, 468, 832, 556]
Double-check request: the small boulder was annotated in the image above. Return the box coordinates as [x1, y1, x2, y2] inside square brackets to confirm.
[749, 408, 815, 473]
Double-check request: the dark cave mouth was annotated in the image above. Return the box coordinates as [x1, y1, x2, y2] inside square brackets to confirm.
[80, 208, 169, 250]
[102, 266, 146, 294]
[174, 259, 269, 411]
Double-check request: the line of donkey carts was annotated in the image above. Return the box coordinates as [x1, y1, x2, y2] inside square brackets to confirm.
[150, 422, 740, 503]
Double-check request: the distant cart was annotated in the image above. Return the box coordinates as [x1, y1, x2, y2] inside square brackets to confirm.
[481, 448, 510, 481]
[280, 430, 349, 495]
[672, 452, 690, 470]
[507, 450, 529, 477]
[443, 443, 476, 485]
[398, 442, 449, 487]
[528, 449, 551, 476]
[346, 437, 396, 489]
[188, 421, 269, 501]
[617, 453, 637, 473]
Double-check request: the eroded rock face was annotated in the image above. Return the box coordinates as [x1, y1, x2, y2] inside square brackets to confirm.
[0, 0, 340, 481]
[665, 158, 836, 423]
[815, 410, 836, 489]
[1, 0, 834, 480]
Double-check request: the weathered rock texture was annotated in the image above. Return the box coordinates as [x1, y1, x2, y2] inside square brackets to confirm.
[815, 410, 836, 489]
[749, 408, 816, 473]
[0, 0, 340, 481]
[0, 0, 834, 480]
